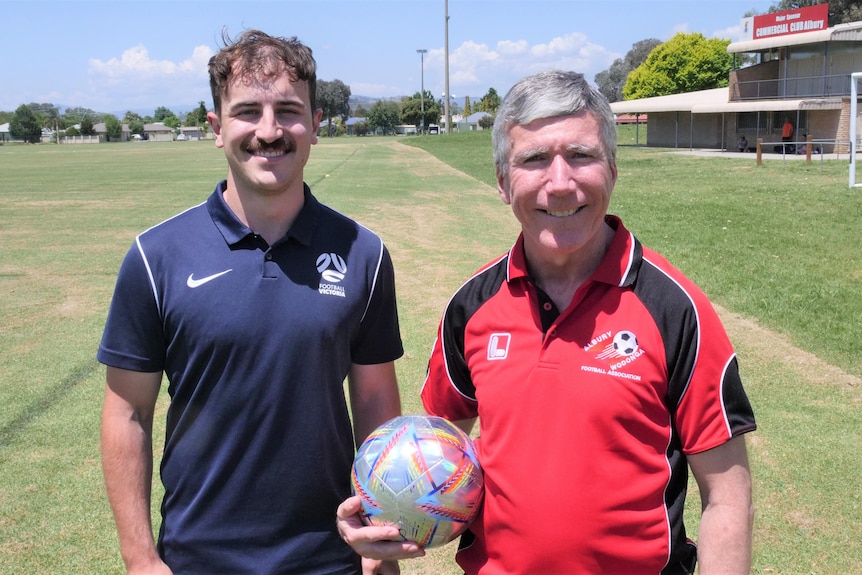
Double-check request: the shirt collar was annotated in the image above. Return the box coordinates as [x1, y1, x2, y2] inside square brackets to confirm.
[207, 180, 321, 248]
[506, 215, 642, 288]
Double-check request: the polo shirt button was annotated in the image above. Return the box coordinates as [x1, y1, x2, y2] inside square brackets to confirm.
[265, 253, 273, 261]
[551, 329, 558, 337]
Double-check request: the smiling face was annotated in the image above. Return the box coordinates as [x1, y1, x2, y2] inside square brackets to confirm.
[497, 111, 617, 268]
[208, 68, 322, 199]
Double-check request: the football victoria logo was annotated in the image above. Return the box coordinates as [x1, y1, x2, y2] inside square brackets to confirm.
[317, 252, 347, 297]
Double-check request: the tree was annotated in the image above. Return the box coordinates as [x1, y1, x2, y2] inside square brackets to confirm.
[80, 117, 96, 136]
[63, 106, 97, 126]
[768, 0, 862, 25]
[10, 104, 42, 143]
[188, 101, 208, 126]
[463, 96, 472, 116]
[153, 106, 177, 122]
[400, 90, 440, 131]
[623, 33, 732, 100]
[317, 79, 351, 136]
[366, 100, 401, 135]
[477, 88, 501, 114]
[104, 114, 123, 141]
[595, 38, 662, 103]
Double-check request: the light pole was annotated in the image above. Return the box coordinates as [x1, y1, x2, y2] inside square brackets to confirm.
[417, 49, 427, 134]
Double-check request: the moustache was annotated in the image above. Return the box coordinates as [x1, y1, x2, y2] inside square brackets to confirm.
[246, 138, 294, 154]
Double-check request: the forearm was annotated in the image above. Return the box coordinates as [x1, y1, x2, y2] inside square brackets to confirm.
[101, 395, 162, 569]
[695, 499, 754, 574]
[349, 362, 401, 445]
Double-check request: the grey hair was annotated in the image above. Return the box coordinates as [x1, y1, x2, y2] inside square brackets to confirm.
[492, 70, 617, 179]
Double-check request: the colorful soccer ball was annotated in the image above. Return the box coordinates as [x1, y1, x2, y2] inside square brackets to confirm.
[351, 414, 484, 548]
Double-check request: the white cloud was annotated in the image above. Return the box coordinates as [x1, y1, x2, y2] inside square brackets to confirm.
[438, 33, 617, 94]
[79, 44, 214, 112]
[88, 45, 213, 79]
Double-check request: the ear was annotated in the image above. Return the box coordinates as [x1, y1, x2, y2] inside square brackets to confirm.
[496, 169, 511, 205]
[311, 108, 323, 145]
[207, 111, 224, 149]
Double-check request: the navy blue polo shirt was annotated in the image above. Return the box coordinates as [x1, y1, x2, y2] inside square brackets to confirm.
[98, 181, 403, 574]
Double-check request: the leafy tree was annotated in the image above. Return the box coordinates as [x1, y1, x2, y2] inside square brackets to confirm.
[153, 106, 177, 122]
[317, 79, 351, 136]
[63, 106, 97, 126]
[104, 114, 123, 141]
[353, 121, 369, 136]
[28, 102, 60, 129]
[477, 88, 501, 114]
[353, 104, 368, 118]
[623, 33, 732, 100]
[400, 90, 440, 131]
[478, 115, 495, 130]
[366, 100, 401, 135]
[595, 38, 662, 103]
[10, 104, 43, 143]
[768, 0, 862, 25]
[80, 118, 96, 136]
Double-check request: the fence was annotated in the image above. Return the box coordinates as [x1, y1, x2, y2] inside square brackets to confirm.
[59, 135, 102, 144]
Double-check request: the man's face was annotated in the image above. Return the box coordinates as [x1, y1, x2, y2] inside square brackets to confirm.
[497, 111, 617, 262]
[208, 69, 322, 196]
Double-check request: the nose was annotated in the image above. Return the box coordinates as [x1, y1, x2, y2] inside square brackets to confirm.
[545, 155, 575, 193]
[257, 107, 284, 142]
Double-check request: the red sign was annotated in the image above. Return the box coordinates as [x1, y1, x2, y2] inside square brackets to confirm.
[753, 4, 829, 39]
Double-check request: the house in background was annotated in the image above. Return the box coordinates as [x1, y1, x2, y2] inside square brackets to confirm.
[610, 3, 859, 153]
[452, 111, 493, 132]
[0, 122, 11, 142]
[93, 122, 131, 142]
[179, 125, 209, 140]
[144, 122, 175, 142]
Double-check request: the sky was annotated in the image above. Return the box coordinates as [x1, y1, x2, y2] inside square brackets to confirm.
[2, 0, 778, 116]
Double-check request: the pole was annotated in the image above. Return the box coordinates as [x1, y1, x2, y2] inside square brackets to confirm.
[417, 49, 427, 134]
[444, 0, 450, 133]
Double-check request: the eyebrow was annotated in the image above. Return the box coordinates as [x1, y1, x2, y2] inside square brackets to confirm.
[512, 143, 601, 162]
[226, 97, 306, 113]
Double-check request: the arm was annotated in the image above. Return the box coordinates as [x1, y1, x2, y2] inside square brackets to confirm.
[688, 435, 754, 575]
[101, 366, 172, 575]
[347, 361, 402, 446]
[344, 362, 423, 572]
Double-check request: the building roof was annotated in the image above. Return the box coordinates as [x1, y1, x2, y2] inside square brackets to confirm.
[609, 87, 843, 115]
[728, 20, 862, 53]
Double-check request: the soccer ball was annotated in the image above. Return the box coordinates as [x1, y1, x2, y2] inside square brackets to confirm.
[351, 415, 484, 548]
[613, 330, 638, 355]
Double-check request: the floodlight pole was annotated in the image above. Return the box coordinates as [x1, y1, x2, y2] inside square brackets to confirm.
[417, 49, 427, 134]
[851, 72, 862, 187]
[444, 0, 450, 134]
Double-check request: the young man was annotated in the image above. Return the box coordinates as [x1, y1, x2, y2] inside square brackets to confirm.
[99, 30, 403, 575]
[338, 70, 756, 574]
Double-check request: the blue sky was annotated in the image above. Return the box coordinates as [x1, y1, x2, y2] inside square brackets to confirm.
[2, 0, 776, 116]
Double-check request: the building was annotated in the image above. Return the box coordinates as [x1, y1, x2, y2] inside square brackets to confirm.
[143, 122, 176, 142]
[610, 4, 861, 153]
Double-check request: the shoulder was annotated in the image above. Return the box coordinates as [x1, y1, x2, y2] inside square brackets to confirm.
[444, 253, 510, 324]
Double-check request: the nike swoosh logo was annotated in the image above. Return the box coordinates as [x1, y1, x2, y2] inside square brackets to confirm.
[187, 269, 233, 288]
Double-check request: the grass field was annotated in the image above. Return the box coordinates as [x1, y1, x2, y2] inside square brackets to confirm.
[0, 135, 860, 574]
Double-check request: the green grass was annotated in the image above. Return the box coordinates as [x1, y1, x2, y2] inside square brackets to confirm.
[1, 136, 860, 574]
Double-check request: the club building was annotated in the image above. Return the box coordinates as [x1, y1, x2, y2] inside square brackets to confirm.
[610, 4, 862, 153]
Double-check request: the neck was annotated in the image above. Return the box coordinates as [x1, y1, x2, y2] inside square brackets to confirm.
[222, 178, 305, 245]
[527, 222, 615, 310]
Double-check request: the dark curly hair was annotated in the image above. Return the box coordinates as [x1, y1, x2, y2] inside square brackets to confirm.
[208, 29, 317, 116]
